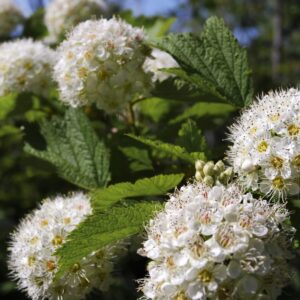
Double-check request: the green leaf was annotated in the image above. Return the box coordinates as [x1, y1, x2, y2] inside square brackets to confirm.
[91, 173, 184, 210]
[0, 94, 17, 120]
[170, 102, 236, 124]
[138, 97, 172, 122]
[154, 17, 253, 107]
[119, 146, 153, 172]
[24, 108, 110, 190]
[120, 11, 175, 38]
[127, 134, 206, 163]
[0, 125, 21, 138]
[177, 120, 207, 153]
[55, 201, 162, 281]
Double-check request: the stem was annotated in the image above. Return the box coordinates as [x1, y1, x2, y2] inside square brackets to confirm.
[128, 102, 138, 135]
[131, 96, 148, 107]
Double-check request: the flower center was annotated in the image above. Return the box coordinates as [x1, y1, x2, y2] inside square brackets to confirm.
[46, 260, 56, 271]
[27, 255, 36, 266]
[52, 235, 63, 246]
[198, 269, 212, 283]
[199, 212, 212, 224]
[63, 217, 71, 224]
[272, 176, 285, 190]
[40, 219, 48, 227]
[293, 154, 300, 167]
[71, 263, 81, 273]
[30, 236, 39, 245]
[249, 127, 257, 135]
[166, 256, 175, 268]
[216, 225, 235, 248]
[174, 292, 188, 300]
[288, 124, 300, 136]
[270, 156, 284, 169]
[257, 140, 268, 152]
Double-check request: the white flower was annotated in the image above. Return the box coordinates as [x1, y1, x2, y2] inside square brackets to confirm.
[54, 18, 153, 114]
[143, 48, 179, 82]
[0, 0, 24, 37]
[0, 39, 56, 97]
[8, 192, 118, 300]
[138, 182, 294, 299]
[45, 0, 108, 42]
[227, 88, 300, 199]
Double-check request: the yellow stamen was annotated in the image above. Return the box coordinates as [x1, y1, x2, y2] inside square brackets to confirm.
[52, 235, 63, 246]
[257, 140, 268, 153]
[288, 124, 300, 136]
[272, 177, 285, 190]
[198, 269, 212, 283]
[270, 156, 284, 169]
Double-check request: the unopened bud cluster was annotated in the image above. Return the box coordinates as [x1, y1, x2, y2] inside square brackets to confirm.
[195, 160, 233, 186]
[8, 192, 117, 300]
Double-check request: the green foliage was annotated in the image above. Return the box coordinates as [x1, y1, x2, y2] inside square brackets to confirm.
[177, 119, 207, 153]
[24, 108, 110, 190]
[170, 102, 236, 124]
[0, 94, 17, 120]
[91, 173, 184, 210]
[120, 11, 175, 38]
[119, 146, 153, 172]
[154, 17, 253, 107]
[127, 134, 206, 163]
[23, 8, 48, 39]
[55, 201, 162, 281]
[138, 97, 172, 122]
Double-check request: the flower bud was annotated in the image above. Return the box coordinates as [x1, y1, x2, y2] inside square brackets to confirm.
[203, 161, 215, 176]
[214, 160, 225, 173]
[195, 160, 205, 171]
[241, 158, 255, 172]
[203, 175, 214, 186]
[195, 170, 203, 181]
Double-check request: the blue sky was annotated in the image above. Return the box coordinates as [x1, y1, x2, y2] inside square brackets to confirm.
[15, 0, 185, 17]
[13, 0, 259, 45]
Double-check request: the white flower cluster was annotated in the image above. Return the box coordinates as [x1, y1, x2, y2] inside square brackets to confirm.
[8, 192, 116, 300]
[44, 0, 108, 41]
[0, 39, 56, 97]
[138, 182, 294, 300]
[54, 18, 152, 114]
[227, 88, 300, 199]
[0, 0, 24, 37]
[143, 48, 179, 82]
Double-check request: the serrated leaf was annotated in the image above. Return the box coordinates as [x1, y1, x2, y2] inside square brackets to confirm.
[127, 134, 206, 163]
[119, 146, 153, 172]
[55, 201, 162, 281]
[91, 173, 184, 210]
[177, 119, 207, 153]
[25, 108, 110, 190]
[154, 17, 253, 107]
[170, 102, 236, 124]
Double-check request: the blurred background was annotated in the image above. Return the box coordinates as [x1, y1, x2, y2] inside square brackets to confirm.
[2, 0, 300, 299]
